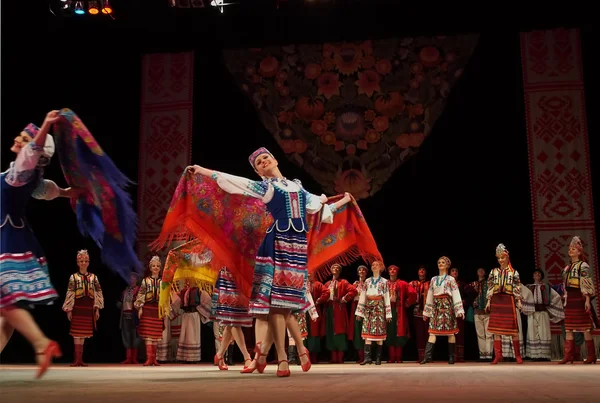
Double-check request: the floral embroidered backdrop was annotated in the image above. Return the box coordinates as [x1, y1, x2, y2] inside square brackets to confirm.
[224, 35, 479, 199]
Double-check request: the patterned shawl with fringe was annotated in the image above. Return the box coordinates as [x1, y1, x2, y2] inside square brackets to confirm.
[151, 171, 381, 299]
[54, 108, 142, 281]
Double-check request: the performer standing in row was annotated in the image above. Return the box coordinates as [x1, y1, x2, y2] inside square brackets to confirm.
[486, 244, 523, 364]
[525, 269, 564, 361]
[135, 256, 164, 366]
[409, 265, 430, 362]
[1, 111, 79, 378]
[318, 264, 358, 364]
[421, 256, 464, 365]
[189, 148, 353, 376]
[449, 267, 466, 362]
[175, 279, 211, 363]
[305, 272, 325, 364]
[356, 261, 391, 365]
[386, 265, 417, 363]
[350, 265, 368, 363]
[466, 268, 493, 361]
[118, 273, 141, 364]
[560, 236, 596, 364]
[62, 249, 104, 367]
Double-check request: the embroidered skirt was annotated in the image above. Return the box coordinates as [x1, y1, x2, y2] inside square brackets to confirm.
[361, 297, 387, 341]
[564, 288, 593, 332]
[211, 267, 253, 327]
[488, 293, 518, 336]
[70, 296, 95, 338]
[428, 295, 458, 335]
[294, 311, 308, 338]
[138, 301, 164, 340]
[249, 229, 308, 315]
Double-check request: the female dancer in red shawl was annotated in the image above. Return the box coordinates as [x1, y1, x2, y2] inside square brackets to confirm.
[486, 244, 523, 365]
[559, 236, 596, 364]
[62, 250, 104, 366]
[350, 265, 368, 363]
[135, 256, 164, 366]
[0, 111, 80, 379]
[386, 265, 417, 363]
[421, 256, 464, 365]
[317, 263, 358, 363]
[189, 148, 352, 376]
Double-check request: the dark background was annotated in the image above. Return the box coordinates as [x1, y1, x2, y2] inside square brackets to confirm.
[1, 1, 597, 363]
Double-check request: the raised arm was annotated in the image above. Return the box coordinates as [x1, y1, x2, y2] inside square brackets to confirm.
[188, 165, 270, 200]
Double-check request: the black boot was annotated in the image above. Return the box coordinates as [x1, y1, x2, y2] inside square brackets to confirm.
[226, 344, 234, 365]
[288, 345, 299, 365]
[375, 344, 383, 365]
[420, 342, 435, 365]
[360, 344, 372, 365]
[448, 342, 455, 365]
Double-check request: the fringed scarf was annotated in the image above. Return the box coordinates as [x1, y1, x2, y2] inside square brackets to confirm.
[151, 172, 381, 297]
[159, 239, 218, 318]
[54, 108, 141, 281]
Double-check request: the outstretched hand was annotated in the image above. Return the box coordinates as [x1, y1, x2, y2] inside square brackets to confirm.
[61, 187, 85, 199]
[43, 110, 61, 126]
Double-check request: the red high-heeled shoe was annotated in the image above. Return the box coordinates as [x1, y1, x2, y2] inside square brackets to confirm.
[276, 360, 291, 377]
[36, 341, 62, 379]
[298, 348, 311, 372]
[214, 353, 228, 370]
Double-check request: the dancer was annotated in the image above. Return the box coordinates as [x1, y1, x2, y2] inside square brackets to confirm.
[287, 293, 318, 367]
[1, 111, 80, 379]
[449, 267, 466, 362]
[560, 236, 596, 364]
[117, 272, 141, 364]
[135, 256, 164, 366]
[466, 268, 493, 361]
[213, 266, 254, 371]
[174, 279, 211, 363]
[350, 265, 368, 363]
[409, 265, 430, 362]
[318, 264, 358, 364]
[486, 244, 524, 364]
[305, 272, 325, 364]
[356, 261, 391, 365]
[525, 269, 564, 361]
[385, 265, 417, 363]
[421, 256, 464, 365]
[62, 249, 104, 367]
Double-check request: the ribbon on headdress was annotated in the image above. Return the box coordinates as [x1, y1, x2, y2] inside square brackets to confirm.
[151, 171, 382, 293]
[53, 108, 142, 282]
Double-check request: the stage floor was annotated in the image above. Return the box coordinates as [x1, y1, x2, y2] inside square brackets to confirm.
[1, 362, 598, 402]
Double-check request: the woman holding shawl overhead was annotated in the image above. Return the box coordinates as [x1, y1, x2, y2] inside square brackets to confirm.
[0, 111, 81, 379]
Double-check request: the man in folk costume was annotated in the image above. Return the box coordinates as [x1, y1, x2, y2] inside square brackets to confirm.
[465, 268, 493, 361]
[409, 265, 430, 362]
[317, 264, 358, 363]
[560, 236, 597, 364]
[525, 268, 564, 361]
[349, 265, 368, 363]
[385, 265, 417, 363]
[449, 267, 467, 362]
[486, 243, 525, 364]
[306, 271, 325, 364]
[62, 250, 104, 367]
[117, 272, 141, 364]
[157, 287, 182, 362]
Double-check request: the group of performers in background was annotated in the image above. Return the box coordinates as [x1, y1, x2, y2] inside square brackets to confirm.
[0, 113, 598, 380]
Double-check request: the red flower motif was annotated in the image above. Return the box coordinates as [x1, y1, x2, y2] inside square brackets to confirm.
[321, 131, 337, 145]
[278, 111, 294, 124]
[334, 169, 371, 200]
[293, 139, 308, 154]
[317, 72, 343, 99]
[419, 46, 441, 67]
[375, 92, 405, 118]
[334, 140, 345, 151]
[357, 139, 368, 150]
[324, 112, 336, 124]
[364, 109, 377, 121]
[295, 97, 325, 121]
[375, 59, 393, 75]
[305, 63, 322, 80]
[355, 70, 381, 97]
[372, 116, 389, 132]
[395, 134, 410, 149]
[279, 139, 295, 154]
[346, 144, 356, 155]
[259, 56, 279, 77]
[365, 129, 381, 143]
[334, 43, 363, 75]
[311, 120, 328, 136]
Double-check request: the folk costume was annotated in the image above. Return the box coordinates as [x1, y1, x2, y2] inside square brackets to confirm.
[118, 279, 141, 364]
[409, 275, 430, 362]
[350, 273, 367, 362]
[135, 256, 164, 366]
[305, 278, 325, 363]
[466, 276, 493, 360]
[386, 273, 417, 363]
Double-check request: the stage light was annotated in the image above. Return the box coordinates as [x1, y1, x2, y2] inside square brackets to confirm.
[101, 0, 113, 14]
[61, 0, 71, 10]
[210, 0, 224, 13]
[88, 0, 99, 14]
[74, 1, 85, 14]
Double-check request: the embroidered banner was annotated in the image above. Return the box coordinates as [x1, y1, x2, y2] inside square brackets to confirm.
[224, 35, 479, 199]
[520, 28, 599, 333]
[138, 52, 195, 263]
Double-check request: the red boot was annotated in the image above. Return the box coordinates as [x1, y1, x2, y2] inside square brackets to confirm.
[356, 349, 364, 363]
[121, 349, 132, 364]
[395, 346, 403, 363]
[70, 344, 88, 367]
[143, 344, 153, 366]
[490, 340, 503, 365]
[558, 339, 574, 364]
[131, 348, 139, 364]
[584, 340, 597, 364]
[387, 346, 395, 363]
[512, 339, 523, 364]
[152, 344, 161, 366]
